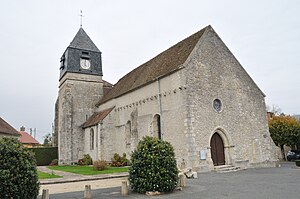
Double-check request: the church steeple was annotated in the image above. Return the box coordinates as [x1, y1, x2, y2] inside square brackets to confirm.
[59, 28, 103, 80]
[56, 27, 104, 164]
[69, 28, 100, 52]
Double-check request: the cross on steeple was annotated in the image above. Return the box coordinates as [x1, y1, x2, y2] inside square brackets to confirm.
[79, 10, 84, 27]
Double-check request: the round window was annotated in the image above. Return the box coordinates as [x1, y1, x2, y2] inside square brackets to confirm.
[213, 99, 222, 112]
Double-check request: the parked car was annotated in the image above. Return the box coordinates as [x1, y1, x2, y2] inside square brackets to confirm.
[287, 150, 300, 161]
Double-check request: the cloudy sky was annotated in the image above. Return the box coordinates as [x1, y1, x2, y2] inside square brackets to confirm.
[0, 0, 299, 142]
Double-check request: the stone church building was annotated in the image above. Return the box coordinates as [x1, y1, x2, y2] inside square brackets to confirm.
[55, 25, 277, 171]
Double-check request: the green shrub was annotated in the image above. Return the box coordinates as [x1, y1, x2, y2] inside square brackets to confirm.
[111, 153, 130, 167]
[28, 147, 58, 166]
[129, 136, 178, 193]
[121, 153, 130, 166]
[49, 159, 58, 166]
[78, 159, 85, 165]
[93, 160, 107, 171]
[78, 154, 93, 165]
[0, 137, 39, 198]
[296, 160, 300, 167]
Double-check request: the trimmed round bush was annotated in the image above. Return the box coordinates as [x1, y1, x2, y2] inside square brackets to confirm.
[0, 137, 39, 198]
[129, 136, 178, 193]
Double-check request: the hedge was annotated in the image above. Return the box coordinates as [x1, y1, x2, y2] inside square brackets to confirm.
[28, 147, 58, 166]
[0, 137, 39, 198]
[296, 160, 300, 167]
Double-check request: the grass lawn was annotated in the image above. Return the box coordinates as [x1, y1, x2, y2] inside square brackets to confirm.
[38, 171, 62, 179]
[47, 165, 129, 175]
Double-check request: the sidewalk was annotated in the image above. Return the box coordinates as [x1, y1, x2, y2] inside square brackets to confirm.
[38, 166, 129, 185]
[38, 166, 129, 195]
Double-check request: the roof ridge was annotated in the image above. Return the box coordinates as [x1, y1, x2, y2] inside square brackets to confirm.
[97, 26, 209, 106]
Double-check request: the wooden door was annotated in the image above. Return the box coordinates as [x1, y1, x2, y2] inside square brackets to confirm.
[210, 133, 225, 166]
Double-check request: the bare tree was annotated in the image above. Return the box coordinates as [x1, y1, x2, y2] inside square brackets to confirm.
[266, 104, 282, 116]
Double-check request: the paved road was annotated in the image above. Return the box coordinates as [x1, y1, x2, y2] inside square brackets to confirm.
[38, 162, 299, 199]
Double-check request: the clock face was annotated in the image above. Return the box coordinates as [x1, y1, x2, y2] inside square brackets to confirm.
[80, 58, 91, 69]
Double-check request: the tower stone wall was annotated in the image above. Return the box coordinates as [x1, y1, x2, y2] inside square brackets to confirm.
[56, 27, 103, 164]
[58, 73, 103, 164]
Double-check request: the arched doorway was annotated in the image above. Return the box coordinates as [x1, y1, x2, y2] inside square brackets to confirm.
[210, 133, 225, 166]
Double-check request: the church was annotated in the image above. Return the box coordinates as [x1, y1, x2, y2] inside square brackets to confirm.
[54, 25, 277, 171]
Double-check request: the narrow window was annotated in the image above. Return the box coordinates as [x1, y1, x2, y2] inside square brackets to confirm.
[125, 121, 131, 148]
[90, 128, 94, 150]
[81, 51, 90, 59]
[153, 114, 162, 139]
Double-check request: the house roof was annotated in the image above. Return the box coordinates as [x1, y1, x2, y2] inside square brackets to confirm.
[69, 28, 100, 52]
[82, 107, 115, 129]
[96, 26, 208, 106]
[19, 131, 39, 144]
[0, 117, 20, 136]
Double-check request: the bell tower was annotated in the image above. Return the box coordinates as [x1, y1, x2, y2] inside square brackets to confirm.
[56, 28, 103, 164]
[59, 28, 103, 79]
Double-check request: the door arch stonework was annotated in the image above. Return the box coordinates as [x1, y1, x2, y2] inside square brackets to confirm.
[207, 128, 233, 167]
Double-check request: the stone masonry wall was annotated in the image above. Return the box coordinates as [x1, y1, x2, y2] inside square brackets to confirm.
[181, 26, 277, 171]
[58, 73, 103, 164]
[93, 26, 277, 171]
[98, 71, 188, 165]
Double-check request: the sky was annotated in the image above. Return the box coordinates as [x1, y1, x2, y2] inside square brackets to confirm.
[0, 0, 299, 142]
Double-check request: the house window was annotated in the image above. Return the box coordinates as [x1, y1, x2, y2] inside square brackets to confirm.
[153, 114, 162, 139]
[90, 128, 94, 150]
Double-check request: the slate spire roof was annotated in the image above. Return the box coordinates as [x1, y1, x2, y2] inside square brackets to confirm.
[69, 28, 100, 52]
[96, 25, 209, 106]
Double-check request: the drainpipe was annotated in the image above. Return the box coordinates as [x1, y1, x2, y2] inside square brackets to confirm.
[96, 124, 99, 160]
[99, 121, 104, 160]
[157, 77, 163, 140]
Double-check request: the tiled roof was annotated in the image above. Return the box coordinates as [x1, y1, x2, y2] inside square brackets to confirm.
[69, 28, 100, 52]
[103, 79, 113, 87]
[103, 79, 113, 96]
[19, 131, 39, 144]
[0, 117, 20, 136]
[96, 26, 208, 106]
[82, 107, 115, 128]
